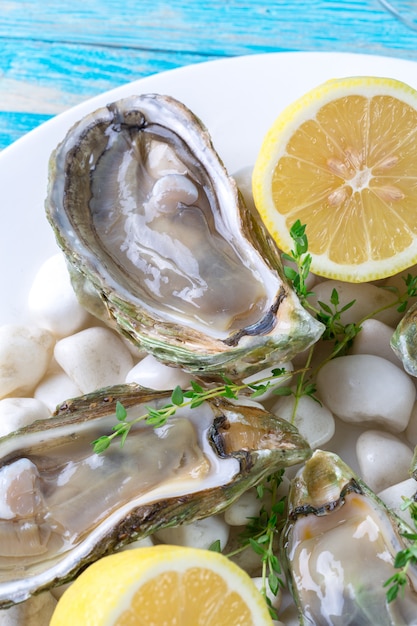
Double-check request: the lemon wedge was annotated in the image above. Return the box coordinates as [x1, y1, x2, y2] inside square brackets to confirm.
[252, 76, 417, 282]
[49, 545, 274, 625]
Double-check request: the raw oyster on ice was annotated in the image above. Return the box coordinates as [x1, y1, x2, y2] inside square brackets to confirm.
[45, 94, 323, 378]
[0, 384, 311, 607]
[281, 449, 417, 626]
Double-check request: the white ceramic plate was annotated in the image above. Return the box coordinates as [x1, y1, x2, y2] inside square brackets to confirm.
[2, 50, 417, 325]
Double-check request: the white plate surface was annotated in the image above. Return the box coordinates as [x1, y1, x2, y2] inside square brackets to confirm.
[2, 51, 417, 325]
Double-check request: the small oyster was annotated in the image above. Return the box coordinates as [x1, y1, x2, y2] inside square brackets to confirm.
[45, 94, 323, 378]
[281, 450, 417, 626]
[391, 301, 417, 376]
[0, 384, 310, 607]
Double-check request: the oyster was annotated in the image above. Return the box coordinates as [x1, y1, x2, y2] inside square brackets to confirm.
[409, 444, 417, 481]
[0, 384, 310, 607]
[45, 94, 323, 379]
[281, 449, 417, 626]
[391, 301, 417, 376]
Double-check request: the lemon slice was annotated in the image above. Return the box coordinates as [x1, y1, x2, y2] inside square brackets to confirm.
[50, 545, 274, 625]
[252, 76, 417, 282]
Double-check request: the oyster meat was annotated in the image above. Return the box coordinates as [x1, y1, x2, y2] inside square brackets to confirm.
[281, 450, 417, 626]
[45, 94, 323, 378]
[0, 384, 310, 606]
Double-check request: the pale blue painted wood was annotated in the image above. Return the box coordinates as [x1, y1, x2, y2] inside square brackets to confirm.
[0, 112, 53, 151]
[0, 0, 413, 54]
[1, 0, 417, 148]
[0, 39, 221, 147]
[1, 39, 220, 100]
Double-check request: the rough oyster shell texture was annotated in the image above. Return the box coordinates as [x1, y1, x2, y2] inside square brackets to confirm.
[392, 300, 417, 376]
[0, 385, 311, 607]
[281, 449, 417, 626]
[45, 93, 323, 378]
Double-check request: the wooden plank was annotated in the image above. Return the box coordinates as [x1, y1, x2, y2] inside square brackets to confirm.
[0, 39, 221, 113]
[2, 0, 417, 148]
[0, 111, 52, 150]
[1, 0, 417, 58]
[2, 0, 417, 120]
[0, 39, 221, 144]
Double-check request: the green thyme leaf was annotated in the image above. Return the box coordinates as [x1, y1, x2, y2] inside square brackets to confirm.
[222, 385, 238, 399]
[330, 288, 339, 306]
[190, 380, 204, 393]
[115, 400, 127, 421]
[283, 265, 298, 281]
[268, 571, 280, 596]
[208, 539, 222, 553]
[189, 398, 205, 409]
[92, 436, 112, 454]
[171, 385, 184, 406]
[250, 384, 270, 398]
[112, 422, 128, 433]
[272, 386, 293, 397]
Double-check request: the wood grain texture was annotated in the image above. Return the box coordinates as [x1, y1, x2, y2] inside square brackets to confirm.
[1, 0, 417, 148]
[0, 40, 221, 147]
[1, 0, 415, 54]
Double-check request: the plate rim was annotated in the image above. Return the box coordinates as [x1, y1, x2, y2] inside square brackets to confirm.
[3, 49, 417, 160]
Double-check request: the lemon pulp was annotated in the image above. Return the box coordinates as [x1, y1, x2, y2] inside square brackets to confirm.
[252, 76, 417, 282]
[50, 545, 274, 626]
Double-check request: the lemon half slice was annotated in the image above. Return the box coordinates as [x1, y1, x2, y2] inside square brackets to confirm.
[50, 545, 274, 626]
[252, 76, 417, 282]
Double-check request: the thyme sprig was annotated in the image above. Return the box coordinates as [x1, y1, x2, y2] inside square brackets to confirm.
[245, 471, 286, 619]
[282, 223, 360, 354]
[211, 470, 286, 620]
[384, 496, 417, 603]
[316, 288, 359, 348]
[92, 368, 291, 454]
[281, 220, 313, 304]
[383, 272, 417, 314]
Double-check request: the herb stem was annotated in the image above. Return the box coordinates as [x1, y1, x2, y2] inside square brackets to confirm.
[290, 344, 315, 425]
[92, 369, 293, 453]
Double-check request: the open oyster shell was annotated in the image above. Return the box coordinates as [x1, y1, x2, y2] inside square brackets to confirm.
[281, 450, 417, 626]
[391, 301, 417, 376]
[45, 94, 323, 379]
[0, 384, 310, 607]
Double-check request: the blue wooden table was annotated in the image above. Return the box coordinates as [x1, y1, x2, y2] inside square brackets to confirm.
[1, 0, 417, 150]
